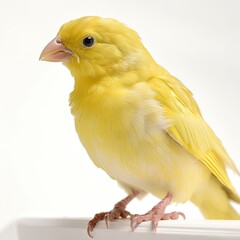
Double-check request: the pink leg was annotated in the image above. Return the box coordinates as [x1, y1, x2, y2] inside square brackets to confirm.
[87, 190, 139, 237]
[131, 193, 185, 231]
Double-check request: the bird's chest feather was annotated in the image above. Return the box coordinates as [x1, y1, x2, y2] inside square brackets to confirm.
[71, 81, 169, 166]
[70, 81, 208, 201]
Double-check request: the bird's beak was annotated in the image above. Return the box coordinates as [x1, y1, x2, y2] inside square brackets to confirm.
[39, 36, 73, 62]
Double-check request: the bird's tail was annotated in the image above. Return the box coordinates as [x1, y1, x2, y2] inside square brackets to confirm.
[191, 175, 240, 219]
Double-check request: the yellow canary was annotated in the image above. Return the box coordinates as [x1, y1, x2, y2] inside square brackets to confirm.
[40, 16, 240, 235]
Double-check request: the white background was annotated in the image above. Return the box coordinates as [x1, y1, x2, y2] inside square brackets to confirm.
[0, 0, 240, 232]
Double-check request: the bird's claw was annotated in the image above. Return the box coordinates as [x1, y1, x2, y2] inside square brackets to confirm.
[87, 212, 107, 238]
[87, 192, 139, 237]
[104, 208, 131, 228]
[130, 211, 185, 232]
[130, 214, 142, 231]
[87, 208, 133, 237]
[87, 225, 94, 238]
[152, 216, 159, 231]
[104, 213, 110, 228]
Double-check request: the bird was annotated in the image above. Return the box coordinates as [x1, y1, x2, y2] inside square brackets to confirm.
[39, 16, 240, 237]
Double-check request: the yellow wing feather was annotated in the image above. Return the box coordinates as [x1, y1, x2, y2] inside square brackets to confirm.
[148, 74, 239, 195]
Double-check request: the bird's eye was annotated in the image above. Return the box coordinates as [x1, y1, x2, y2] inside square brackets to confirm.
[82, 36, 95, 48]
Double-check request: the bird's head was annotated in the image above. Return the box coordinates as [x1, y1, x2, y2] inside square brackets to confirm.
[40, 16, 155, 79]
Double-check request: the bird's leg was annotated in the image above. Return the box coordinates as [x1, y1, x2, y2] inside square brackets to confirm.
[87, 190, 139, 237]
[131, 193, 185, 231]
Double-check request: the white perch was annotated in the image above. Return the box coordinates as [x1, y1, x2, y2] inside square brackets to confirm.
[1, 218, 240, 240]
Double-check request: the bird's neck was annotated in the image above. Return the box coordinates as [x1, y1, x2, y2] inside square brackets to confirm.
[65, 47, 161, 83]
[67, 49, 168, 115]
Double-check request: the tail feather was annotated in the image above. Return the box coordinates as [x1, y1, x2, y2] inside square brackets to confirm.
[191, 175, 240, 220]
[224, 186, 240, 204]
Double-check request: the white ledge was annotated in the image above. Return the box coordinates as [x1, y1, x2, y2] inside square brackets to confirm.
[1, 218, 240, 240]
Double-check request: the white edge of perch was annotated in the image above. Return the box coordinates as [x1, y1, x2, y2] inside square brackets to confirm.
[0, 218, 240, 240]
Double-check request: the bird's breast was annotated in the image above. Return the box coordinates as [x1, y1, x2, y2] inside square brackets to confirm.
[71, 81, 170, 158]
[70, 81, 209, 202]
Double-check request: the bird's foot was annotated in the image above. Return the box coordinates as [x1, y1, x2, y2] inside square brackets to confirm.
[87, 191, 138, 237]
[130, 193, 185, 231]
[87, 206, 132, 236]
[131, 211, 185, 231]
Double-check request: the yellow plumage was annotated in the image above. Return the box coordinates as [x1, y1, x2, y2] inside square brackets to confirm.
[41, 16, 240, 220]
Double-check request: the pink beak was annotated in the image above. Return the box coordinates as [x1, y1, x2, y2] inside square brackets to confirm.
[39, 36, 73, 62]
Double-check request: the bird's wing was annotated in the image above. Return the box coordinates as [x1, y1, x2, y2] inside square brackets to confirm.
[148, 75, 239, 194]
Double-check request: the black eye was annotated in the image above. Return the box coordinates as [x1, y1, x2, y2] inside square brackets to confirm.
[82, 36, 95, 47]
